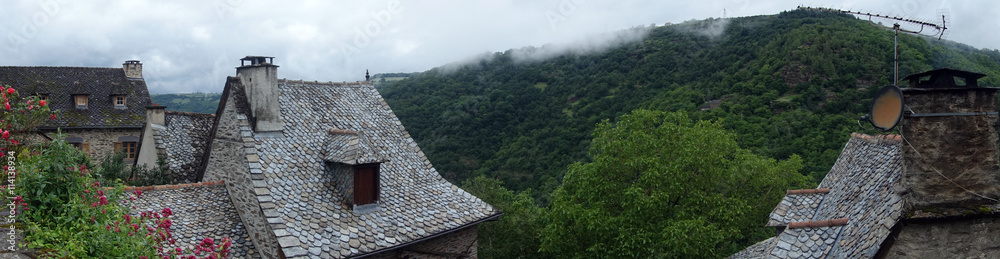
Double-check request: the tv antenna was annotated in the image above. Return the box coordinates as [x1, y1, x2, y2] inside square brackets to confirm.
[797, 6, 948, 85]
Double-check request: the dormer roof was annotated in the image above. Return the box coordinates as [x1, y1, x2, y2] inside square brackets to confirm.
[322, 129, 388, 165]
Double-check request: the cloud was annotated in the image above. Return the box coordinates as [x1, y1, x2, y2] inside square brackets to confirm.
[0, 0, 995, 94]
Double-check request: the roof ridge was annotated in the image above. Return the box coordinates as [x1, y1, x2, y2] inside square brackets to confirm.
[122, 180, 225, 192]
[278, 78, 372, 86]
[787, 217, 849, 229]
[786, 188, 831, 195]
[850, 132, 902, 144]
[165, 110, 216, 117]
[0, 66, 121, 69]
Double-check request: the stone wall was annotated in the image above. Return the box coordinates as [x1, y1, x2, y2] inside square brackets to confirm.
[900, 88, 1000, 207]
[38, 128, 143, 163]
[883, 217, 1000, 258]
[326, 162, 355, 206]
[203, 80, 282, 259]
[368, 226, 479, 259]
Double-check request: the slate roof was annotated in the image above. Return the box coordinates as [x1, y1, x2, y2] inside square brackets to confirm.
[162, 111, 216, 183]
[128, 182, 259, 258]
[766, 190, 828, 227]
[730, 133, 905, 258]
[0, 66, 151, 128]
[242, 79, 500, 258]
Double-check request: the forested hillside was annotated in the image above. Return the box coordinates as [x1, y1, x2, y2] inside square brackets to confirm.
[150, 93, 222, 114]
[380, 10, 1000, 200]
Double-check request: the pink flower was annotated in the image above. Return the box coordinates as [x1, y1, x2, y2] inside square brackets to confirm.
[2, 131, 8, 140]
[6, 88, 13, 94]
[140, 256, 148, 259]
[161, 207, 172, 217]
[201, 238, 214, 247]
[39, 100, 45, 106]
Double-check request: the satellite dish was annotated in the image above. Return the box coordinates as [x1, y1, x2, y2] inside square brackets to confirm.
[864, 85, 904, 131]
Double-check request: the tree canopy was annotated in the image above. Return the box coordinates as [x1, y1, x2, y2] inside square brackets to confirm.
[539, 109, 809, 258]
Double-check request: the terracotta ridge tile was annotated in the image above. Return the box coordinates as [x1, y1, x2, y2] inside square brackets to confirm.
[328, 128, 359, 135]
[786, 188, 831, 195]
[787, 218, 849, 229]
[165, 110, 216, 117]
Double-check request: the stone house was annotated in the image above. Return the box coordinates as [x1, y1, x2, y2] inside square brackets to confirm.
[729, 68, 1000, 258]
[129, 56, 501, 258]
[0, 61, 161, 168]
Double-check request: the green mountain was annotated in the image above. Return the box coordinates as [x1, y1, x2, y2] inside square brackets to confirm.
[380, 9, 1000, 199]
[150, 93, 222, 114]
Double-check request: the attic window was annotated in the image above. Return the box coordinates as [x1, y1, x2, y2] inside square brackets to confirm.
[74, 95, 88, 108]
[36, 94, 48, 102]
[114, 95, 126, 108]
[353, 164, 381, 206]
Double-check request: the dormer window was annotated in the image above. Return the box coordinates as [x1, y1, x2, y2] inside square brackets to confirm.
[74, 95, 88, 109]
[113, 95, 126, 109]
[36, 94, 48, 103]
[322, 129, 388, 212]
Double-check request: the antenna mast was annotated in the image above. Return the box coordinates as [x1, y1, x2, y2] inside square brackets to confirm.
[797, 6, 948, 85]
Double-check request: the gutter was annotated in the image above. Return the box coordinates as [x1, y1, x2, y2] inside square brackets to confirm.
[350, 212, 504, 259]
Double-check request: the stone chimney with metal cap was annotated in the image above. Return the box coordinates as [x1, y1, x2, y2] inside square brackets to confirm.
[123, 60, 142, 79]
[236, 56, 283, 132]
[900, 68, 1000, 207]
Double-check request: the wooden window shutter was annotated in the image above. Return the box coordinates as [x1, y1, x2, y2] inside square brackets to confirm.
[81, 143, 90, 156]
[114, 142, 122, 152]
[354, 166, 377, 205]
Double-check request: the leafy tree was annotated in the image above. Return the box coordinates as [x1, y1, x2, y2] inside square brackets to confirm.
[539, 110, 809, 258]
[462, 176, 544, 259]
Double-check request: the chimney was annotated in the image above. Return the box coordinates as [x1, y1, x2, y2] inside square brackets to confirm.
[900, 68, 1000, 207]
[123, 60, 143, 79]
[145, 103, 166, 126]
[236, 56, 283, 132]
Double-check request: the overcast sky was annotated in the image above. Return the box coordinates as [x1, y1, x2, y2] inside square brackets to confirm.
[1, 0, 995, 94]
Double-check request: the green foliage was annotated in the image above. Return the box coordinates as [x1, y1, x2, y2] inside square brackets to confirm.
[94, 151, 171, 186]
[150, 93, 222, 114]
[17, 137, 159, 258]
[538, 110, 809, 258]
[380, 9, 1000, 200]
[461, 176, 544, 259]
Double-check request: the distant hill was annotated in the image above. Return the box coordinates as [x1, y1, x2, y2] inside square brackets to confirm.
[372, 72, 419, 87]
[380, 9, 1000, 198]
[150, 93, 221, 114]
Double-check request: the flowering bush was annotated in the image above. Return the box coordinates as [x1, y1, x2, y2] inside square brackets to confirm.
[5, 83, 231, 258]
[0, 85, 53, 148]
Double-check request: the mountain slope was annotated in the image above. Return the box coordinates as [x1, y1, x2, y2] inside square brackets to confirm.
[382, 9, 1000, 197]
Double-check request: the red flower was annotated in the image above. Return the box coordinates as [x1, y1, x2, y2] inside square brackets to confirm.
[201, 238, 214, 247]
[161, 207, 172, 217]
[5, 88, 13, 94]
[140, 256, 148, 259]
[2, 131, 8, 140]
[49, 114, 56, 120]
[39, 100, 45, 106]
